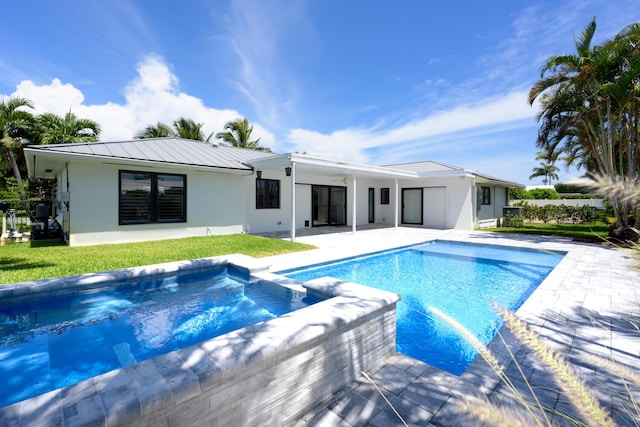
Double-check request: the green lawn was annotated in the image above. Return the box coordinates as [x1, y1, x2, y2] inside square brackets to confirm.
[1, 223, 614, 285]
[483, 222, 610, 241]
[0, 234, 315, 285]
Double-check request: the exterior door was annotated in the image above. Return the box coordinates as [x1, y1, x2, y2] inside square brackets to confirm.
[402, 188, 423, 225]
[312, 185, 347, 226]
[368, 188, 375, 223]
[423, 187, 446, 227]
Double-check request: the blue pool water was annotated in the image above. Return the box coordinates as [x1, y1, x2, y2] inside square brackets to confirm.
[280, 240, 564, 375]
[0, 269, 321, 408]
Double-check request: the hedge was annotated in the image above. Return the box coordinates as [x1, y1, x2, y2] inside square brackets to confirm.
[514, 201, 603, 224]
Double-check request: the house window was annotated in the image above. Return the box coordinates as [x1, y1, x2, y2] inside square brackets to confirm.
[380, 188, 390, 205]
[119, 171, 186, 225]
[481, 186, 491, 205]
[256, 178, 280, 209]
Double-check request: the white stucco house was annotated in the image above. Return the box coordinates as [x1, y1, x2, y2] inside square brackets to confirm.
[24, 138, 524, 246]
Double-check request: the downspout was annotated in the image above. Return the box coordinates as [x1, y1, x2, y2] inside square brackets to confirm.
[472, 175, 478, 229]
[394, 177, 399, 229]
[290, 162, 296, 242]
[65, 162, 70, 210]
[351, 173, 357, 235]
[62, 162, 70, 244]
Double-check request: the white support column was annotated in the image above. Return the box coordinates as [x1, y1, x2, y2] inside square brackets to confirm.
[394, 177, 399, 229]
[352, 173, 357, 235]
[290, 162, 296, 242]
[1, 212, 7, 243]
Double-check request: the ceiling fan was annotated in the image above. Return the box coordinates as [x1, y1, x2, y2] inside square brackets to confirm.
[331, 174, 352, 185]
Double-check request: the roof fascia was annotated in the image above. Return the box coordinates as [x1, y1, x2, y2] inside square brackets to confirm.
[250, 153, 418, 178]
[472, 171, 525, 188]
[24, 147, 253, 175]
[417, 170, 474, 178]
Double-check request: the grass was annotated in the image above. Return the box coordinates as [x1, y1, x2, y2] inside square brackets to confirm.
[0, 234, 315, 284]
[483, 222, 610, 241]
[0, 221, 613, 284]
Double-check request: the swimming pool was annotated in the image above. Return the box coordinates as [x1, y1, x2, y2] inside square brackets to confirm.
[0, 266, 321, 408]
[280, 240, 564, 375]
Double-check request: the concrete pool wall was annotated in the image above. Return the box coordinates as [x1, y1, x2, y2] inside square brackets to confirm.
[0, 255, 400, 426]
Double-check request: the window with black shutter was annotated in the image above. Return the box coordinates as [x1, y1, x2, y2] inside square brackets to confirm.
[119, 171, 186, 225]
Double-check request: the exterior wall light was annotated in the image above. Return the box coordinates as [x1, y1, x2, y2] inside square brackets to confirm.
[285, 166, 292, 177]
[256, 170, 262, 179]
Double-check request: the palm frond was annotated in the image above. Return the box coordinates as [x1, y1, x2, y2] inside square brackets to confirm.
[575, 17, 597, 58]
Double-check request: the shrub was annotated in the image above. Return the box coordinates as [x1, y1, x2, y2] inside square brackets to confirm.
[537, 204, 557, 223]
[560, 193, 604, 199]
[554, 182, 590, 193]
[515, 201, 537, 222]
[509, 188, 530, 200]
[514, 201, 604, 224]
[502, 213, 524, 228]
[554, 204, 574, 223]
[576, 205, 602, 224]
[528, 188, 561, 199]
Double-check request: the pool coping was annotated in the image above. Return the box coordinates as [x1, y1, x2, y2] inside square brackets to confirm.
[0, 254, 269, 306]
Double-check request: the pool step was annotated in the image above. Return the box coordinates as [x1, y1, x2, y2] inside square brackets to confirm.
[113, 342, 137, 367]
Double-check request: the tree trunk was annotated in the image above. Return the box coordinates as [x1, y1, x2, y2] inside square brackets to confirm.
[5, 144, 30, 216]
[5, 145, 23, 186]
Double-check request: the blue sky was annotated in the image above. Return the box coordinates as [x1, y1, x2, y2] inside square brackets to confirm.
[2, 1, 639, 185]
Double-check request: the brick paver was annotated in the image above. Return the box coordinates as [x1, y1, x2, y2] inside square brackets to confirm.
[277, 228, 640, 426]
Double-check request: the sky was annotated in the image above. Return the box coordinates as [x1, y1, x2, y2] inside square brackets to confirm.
[2, 0, 640, 185]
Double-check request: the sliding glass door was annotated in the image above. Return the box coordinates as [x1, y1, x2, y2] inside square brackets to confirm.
[402, 188, 423, 225]
[312, 185, 347, 226]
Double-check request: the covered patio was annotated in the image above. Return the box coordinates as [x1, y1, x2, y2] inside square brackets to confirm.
[248, 153, 418, 241]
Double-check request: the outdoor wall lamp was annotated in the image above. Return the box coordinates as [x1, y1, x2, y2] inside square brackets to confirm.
[285, 166, 292, 177]
[256, 170, 262, 179]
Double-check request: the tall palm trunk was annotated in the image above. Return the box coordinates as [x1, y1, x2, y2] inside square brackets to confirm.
[5, 145, 23, 186]
[4, 143, 30, 215]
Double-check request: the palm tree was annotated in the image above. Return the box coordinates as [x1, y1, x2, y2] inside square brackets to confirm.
[0, 97, 37, 214]
[0, 97, 36, 186]
[529, 149, 561, 185]
[173, 117, 212, 141]
[529, 162, 559, 185]
[135, 118, 212, 141]
[215, 118, 270, 151]
[37, 111, 101, 144]
[135, 122, 175, 139]
[529, 19, 603, 169]
[528, 17, 640, 233]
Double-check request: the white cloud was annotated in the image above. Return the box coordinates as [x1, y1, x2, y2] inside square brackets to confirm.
[13, 78, 85, 114]
[218, 0, 316, 130]
[287, 90, 537, 163]
[286, 128, 373, 163]
[5, 54, 275, 145]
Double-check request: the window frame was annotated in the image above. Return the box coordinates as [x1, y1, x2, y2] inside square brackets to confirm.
[255, 178, 281, 209]
[380, 187, 390, 205]
[119, 170, 187, 225]
[481, 186, 491, 205]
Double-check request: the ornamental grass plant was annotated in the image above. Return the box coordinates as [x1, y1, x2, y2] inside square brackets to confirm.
[431, 305, 639, 427]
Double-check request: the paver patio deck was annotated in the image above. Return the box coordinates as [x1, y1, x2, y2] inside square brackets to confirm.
[258, 227, 640, 426]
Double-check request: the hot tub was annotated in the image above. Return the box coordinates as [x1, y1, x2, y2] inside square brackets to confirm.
[0, 254, 399, 426]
